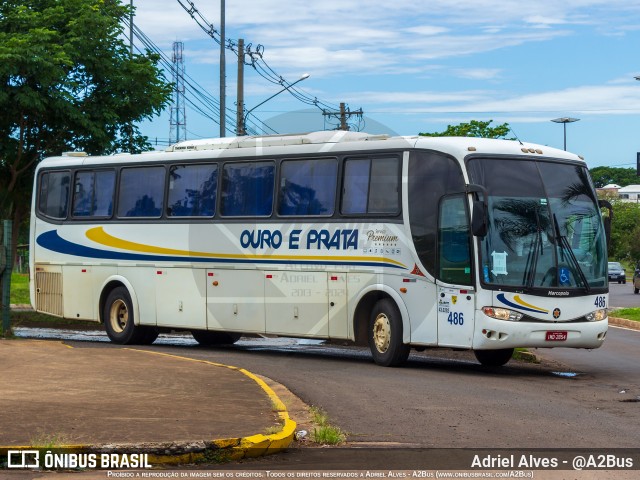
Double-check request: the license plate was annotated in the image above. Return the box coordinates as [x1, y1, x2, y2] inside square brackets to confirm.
[546, 331, 568, 341]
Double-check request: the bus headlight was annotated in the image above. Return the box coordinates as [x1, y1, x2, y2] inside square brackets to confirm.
[482, 307, 523, 322]
[585, 309, 607, 322]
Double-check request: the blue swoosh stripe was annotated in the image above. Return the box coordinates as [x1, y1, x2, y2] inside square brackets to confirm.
[496, 293, 545, 314]
[36, 230, 404, 269]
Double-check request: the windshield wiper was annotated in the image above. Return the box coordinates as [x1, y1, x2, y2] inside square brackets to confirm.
[553, 213, 591, 293]
[524, 209, 544, 291]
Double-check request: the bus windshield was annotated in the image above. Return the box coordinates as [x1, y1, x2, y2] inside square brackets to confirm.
[467, 157, 607, 292]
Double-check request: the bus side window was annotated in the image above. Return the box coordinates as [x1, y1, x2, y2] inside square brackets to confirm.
[341, 156, 400, 215]
[438, 195, 472, 285]
[368, 157, 399, 214]
[342, 159, 369, 214]
[39, 171, 71, 219]
[168, 164, 218, 217]
[279, 159, 337, 216]
[117, 166, 165, 218]
[72, 170, 115, 218]
[221, 162, 275, 217]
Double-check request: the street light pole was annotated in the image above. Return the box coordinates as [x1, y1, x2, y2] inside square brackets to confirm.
[239, 73, 310, 136]
[551, 117, 580, 151]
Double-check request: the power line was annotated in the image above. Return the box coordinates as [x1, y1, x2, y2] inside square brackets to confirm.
[174, 0, 350, 120]
[122, 16, 262, 137]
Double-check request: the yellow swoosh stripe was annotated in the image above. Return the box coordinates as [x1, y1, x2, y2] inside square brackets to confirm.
[86, 226, 407, 268]
[513, 295, 549, 313]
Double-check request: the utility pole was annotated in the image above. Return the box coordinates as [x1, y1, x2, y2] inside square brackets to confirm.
[128, 0, 134, 151]
[219, 0, 226, 137]
[236, 38, 245, 136]
[339, 103, 347, 131]
[322, 103, 363, 131]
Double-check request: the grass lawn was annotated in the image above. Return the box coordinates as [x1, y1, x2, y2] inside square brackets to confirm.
[10, 272, 30, 305]
[611, 308, 640, 322]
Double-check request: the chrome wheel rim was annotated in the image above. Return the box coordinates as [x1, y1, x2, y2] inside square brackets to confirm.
[373, 313, 391, 353]
[109, 299, 128, 334]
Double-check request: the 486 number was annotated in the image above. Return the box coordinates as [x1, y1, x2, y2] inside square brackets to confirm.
[447, 312, 464, 325]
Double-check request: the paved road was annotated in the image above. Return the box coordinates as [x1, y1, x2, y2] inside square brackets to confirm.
[536, 324, 640, 386]
[48, 326, 638, 450]
[16, 317, 640, 451]
[608, 281, 640, 308]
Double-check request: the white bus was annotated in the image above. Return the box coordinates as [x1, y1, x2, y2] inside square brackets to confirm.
[30, 131, 609, 367]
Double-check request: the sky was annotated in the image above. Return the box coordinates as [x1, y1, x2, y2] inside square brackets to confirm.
[132, 0, 640, 169]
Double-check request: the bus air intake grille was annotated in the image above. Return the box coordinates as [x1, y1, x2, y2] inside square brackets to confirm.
[35, 271, 63, 317]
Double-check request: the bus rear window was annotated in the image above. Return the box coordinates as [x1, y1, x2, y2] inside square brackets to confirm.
[38, 171, 71, 219]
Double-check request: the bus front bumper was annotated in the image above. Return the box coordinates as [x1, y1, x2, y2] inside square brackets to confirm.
[472, 312, 608, 350]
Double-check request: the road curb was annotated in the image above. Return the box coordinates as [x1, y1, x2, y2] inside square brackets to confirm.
[0, 344, 296, 466]
[608, 316, 640, 331]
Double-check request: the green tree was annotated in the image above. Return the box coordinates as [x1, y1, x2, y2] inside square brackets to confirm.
[419, 120, 512, 139]
[589, 166, 638, 188]
[0, 0, 172, 258]
[606, 200, 640, 261]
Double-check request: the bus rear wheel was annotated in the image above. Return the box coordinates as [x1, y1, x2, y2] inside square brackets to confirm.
[191, 330, 242, 346]
[139, 327, 159, 345]
[474, 348, 514, 367]
[368, 299, 410, 367]
[103, 287, 146, 344]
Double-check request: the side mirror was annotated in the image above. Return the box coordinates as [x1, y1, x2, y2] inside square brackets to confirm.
[467, 184, 488, 238]
[471, 200, 488, 237]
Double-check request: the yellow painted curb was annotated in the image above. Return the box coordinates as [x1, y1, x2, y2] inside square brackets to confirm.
[124, 348, 298, 463]
[0, 343, 296, 466]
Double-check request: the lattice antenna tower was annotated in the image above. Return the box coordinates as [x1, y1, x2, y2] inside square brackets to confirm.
[169, 41, 187, 143]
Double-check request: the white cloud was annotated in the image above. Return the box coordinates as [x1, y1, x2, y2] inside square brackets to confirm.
[453, 68, 502, 80]
[133, 0, 640, 76]
[343, 84, 640, 117]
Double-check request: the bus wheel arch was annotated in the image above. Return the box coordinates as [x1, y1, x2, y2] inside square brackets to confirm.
[99, 278, 140, 326]
[99, 278, 155, 345]
[353, 287, 411, 345]
[353, 288, 411, 366]
[368, 298, 411, 367]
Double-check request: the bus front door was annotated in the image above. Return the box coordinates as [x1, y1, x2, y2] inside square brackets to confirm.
[436, 284, 475, 348]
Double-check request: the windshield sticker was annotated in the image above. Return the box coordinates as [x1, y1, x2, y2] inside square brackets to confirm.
[559, 266, 571, 286]
[540, 198, 548, 205]
[491, 251, 508, 276]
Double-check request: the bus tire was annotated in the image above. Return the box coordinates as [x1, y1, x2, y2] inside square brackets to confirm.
[474, 348, 514, 367]
[192, 330, 242, 346]
[103, 287, 145, 344]
[368, 299, 410, 367]
[139, 327, 159, 345]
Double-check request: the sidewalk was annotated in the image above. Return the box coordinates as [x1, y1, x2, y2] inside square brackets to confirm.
[0, 339, 295, 464]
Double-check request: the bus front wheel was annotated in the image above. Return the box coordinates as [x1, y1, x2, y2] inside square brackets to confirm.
[474, 348, 514, 367]
[103, 287, 146, 344]
[368, 299, 410, 367]
[192, 330, 242, 346]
